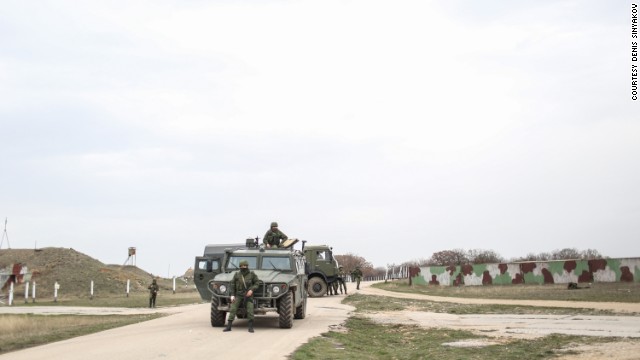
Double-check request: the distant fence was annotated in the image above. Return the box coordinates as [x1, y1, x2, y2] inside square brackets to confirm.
[411, 258, 640, 286]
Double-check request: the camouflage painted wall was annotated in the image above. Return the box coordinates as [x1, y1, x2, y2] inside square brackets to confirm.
[411, 258, 640, 286]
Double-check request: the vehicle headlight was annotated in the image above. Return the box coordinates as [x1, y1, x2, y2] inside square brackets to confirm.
[219, 284, 227, 294]
[272, 285, 280, 294]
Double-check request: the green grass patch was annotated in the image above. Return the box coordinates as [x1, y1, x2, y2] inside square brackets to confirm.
[292, 316, 615, 360]
[0, 313, 163, 355]
[344, 293, 617, 316]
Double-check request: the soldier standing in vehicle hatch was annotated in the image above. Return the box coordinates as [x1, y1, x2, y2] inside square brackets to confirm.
[263, 221, 288, 248]
[224, 260, 260, 333]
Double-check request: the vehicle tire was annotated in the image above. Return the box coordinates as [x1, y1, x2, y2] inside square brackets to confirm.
[210, 296, 226, 327]
[294, 292, 307, 319]
[278, 291, 294, 329]
[307, 277, 327, 298]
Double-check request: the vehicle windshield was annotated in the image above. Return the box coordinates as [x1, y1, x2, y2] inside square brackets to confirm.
[261, 256, 291, 271]
[227, 256, 257, 270]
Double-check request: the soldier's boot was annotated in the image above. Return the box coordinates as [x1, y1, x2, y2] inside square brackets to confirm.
[248, 320, 254, 333]
[223, 320, 233, 332]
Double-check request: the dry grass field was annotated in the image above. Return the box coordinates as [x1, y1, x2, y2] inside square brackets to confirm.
[374, 279, 640, 303]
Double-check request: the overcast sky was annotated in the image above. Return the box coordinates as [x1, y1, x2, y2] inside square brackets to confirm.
[1, 1, 638, 277]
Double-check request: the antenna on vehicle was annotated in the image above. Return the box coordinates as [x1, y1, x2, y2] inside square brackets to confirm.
[0, 217, 9, 249]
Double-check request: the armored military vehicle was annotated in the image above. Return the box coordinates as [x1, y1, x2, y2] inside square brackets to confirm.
[303, 244, 340, 297]
[208, 238, 308, 329]
[194, 243, 245, 301]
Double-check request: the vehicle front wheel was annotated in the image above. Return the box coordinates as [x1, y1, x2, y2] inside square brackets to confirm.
[307, 277, 327, 297]
[210, 296, 226, 327]
[278, 291, 294, 328]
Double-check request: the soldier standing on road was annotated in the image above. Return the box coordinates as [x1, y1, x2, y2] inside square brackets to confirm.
[263, 221, 288, 248]
[326, 280, 336, 296]
[351, 266, 363, 290]
[338, 266, 348, 294]
[224, 260, 260, 333]
[148, 279, 159, 308]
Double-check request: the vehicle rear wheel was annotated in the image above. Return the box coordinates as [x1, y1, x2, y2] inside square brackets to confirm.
[210, 296, 226, 327]
[307, 277, 327, 297]
[278, 291, 294, 328]
[294, 292, 307, 319]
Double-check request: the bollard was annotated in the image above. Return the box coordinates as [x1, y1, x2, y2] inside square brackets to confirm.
[54, 281, 59, 302]
[126, 279, 130, 297]
[90, 280, 94, 300]
[172, 276, 176, 294]
[9, 282, 14, 306]
[32, 281, 36, 303]
[25, 281, 29, 303]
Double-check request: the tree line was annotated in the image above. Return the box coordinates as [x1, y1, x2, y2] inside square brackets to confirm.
[336, 248, 604, 278]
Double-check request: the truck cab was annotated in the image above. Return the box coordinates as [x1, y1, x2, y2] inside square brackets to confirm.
[303, 244, 340, 297]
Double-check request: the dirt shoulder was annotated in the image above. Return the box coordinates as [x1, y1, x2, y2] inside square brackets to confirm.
[356, 282, 640, 360]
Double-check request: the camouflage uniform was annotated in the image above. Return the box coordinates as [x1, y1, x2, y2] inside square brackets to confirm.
[326, 280, 337, 296]
[351, 267, 363, 290]
[224, 260, 260, 333]
[338, 268, 348, 294]
[148, 279, 159, 308]
[263, 221, 288, 248]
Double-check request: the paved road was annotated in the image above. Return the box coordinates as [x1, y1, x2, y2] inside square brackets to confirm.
[3, 282, 640, 359]
[0, 294, 354, 360]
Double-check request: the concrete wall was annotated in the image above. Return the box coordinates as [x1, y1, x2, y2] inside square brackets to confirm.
[412, 258, 640, 286]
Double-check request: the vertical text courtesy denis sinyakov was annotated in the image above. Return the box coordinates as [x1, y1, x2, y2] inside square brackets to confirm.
[632, 3, 638, 100]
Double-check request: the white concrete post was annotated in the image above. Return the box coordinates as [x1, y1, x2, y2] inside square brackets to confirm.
[54, 281, 59, 302]
[90, 280, 94, 300]
[126, 279, 130, 297]
[25, 281, 29, 303]
[32, 281, 36, 303]
[172, 276, 176, 294]
[9, 282, 14, 306]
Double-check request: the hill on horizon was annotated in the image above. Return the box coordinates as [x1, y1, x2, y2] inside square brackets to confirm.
[0, 247, 169, 298]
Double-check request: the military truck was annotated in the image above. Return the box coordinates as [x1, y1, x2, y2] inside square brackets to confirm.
[303, 244, 341, 297]
[208, 238, 308, 329]
[194, 243, 245, 301]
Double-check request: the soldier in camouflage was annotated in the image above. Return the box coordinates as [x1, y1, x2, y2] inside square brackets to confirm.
[338, 266, 348, 294]
[263, 221, 288, 248]
[224, 260, 260, 333]
[351, 266, 363, 290]
[326, 280, 336, 296]
[148, 279, 159, 308]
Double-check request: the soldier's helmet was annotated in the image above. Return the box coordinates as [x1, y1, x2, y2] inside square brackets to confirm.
[270, 221, 278, 228]
[239, 260, 249, 267]
[152, 279, 157, 283]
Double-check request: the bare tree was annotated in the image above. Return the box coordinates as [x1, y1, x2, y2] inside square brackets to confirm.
[551, 248, 581, 260]
[467, 249, 504, 264]
[428, 249, 469, 266]
[335, 253, 374, 276]
[580, 248, 603, 259]
[515, 252, 550, 262]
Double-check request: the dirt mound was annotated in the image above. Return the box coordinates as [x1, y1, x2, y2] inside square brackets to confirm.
[0, 247, 159, 298]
